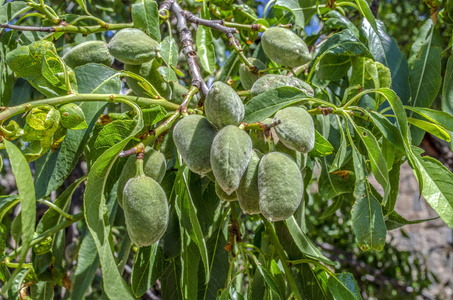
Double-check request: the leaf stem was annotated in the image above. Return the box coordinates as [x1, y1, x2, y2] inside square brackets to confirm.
[262, 217, 302, 300]
[0, 94, 180, 125]
[36, 199, 76, 220]
[4, 212, 84, 261]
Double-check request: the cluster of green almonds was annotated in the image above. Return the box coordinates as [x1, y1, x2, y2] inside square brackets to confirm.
[173, 80, 315, 222]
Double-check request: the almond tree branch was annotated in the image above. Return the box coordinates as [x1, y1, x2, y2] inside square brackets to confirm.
[159, 0, 209, 97]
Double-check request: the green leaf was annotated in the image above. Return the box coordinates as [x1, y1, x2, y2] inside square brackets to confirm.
[327, 272, 362, 300]
[180, 238, 200, 300]
[442, 57, 453, 123]
[131, 242, 169, 297]
[314, 30, 372, 75]
[407, 117, 451, 142]
[411, 148, 453, 229]
[274, 0, 317, 28]
[0, 1, 29, 24]
[362, 20, 410, 104]
[408, 19, 442, 109]
[354, 126, 390, 204]
[294, 264, 333, 300]
[3, 140, 36, 292]
[196, 3, 215, 74]
[408, 19, 442, 144]
[85, 120, 137, 168]
[0, 31, 17, 106]
[161, 260, 183, 300]
[320, 196, 344, 219]
[34, 64, 120, 199]
[6, 268, 30, 299]
[308, 130, 334, 157]
[384, 159, 403, 214]
[284, 217, 334, 265]
[83, 100, 144, 299]
[132, 0, 161, 41]
[385, 210, 438, 231]
[198, 227, 229, 300]
[354, 0, 377, 32]
[324, 10, 360, 38]
[160, 36, 179, 69]
[30, 281, 54, 300]
[70, 233, 100, 300]
[244, 87, 310, 123]
[158, 65, 178, 82]
[351, 183, 387, 252]
[404, 106, 453, 132]
[255, 262, 286, 299]
[178, 169, 210, 283]
[218, 50, 240, 83]
[0, 195, 20, 222]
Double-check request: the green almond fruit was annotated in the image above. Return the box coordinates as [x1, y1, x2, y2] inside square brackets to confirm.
[273, 106, 315, 153]
[239, 58, 267, 90]
[261, 27, 311, 68]
[117, 147, 167, 207]
[250, 74, 314, 97]
[237, 150, 261, 215]
[215, 181, 237, 202]
[63, 40, 114, 69]
[259, 152, 303, 222]
[124, 59, 171, 98]
[173, 115, 217, 175]
[205, 82, 245, 128]
[123, 176, 168, 247]
[210, 125, 253, 195]
[108, 28, 160, 65]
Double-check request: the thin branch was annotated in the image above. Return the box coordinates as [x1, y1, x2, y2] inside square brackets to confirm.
[0, 22, 133, 34]
[160, 0, 209, 97]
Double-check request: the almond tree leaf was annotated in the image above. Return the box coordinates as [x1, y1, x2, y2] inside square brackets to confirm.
[327, 272, 362, 300]
[407, 117, 451, 142]
[362, 20, 410, 104]
[404, 106, 453, 132]
[308, 130, 334, 157]
[131, 242, 169, 297]
[411, 147, 453, 229]
[407, 19, 442, 144]
[196, 3, 215, 74]
[160, 36, 179, 68]
[0, 2, 30, 25]
[132, 0, 161, 41]
[75, 0, 90, 14]
[354, 0, 377, 32]
[274, 0, 317, 28]
[385, 210, 438, 231]
[294, 264, 333, 300]
[354, 126, 390, 205]
[3, 141, 36, 292]
[244, 87, 310, 123]
[285, 217, 334, 265]
[351, 182, 387, 252]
